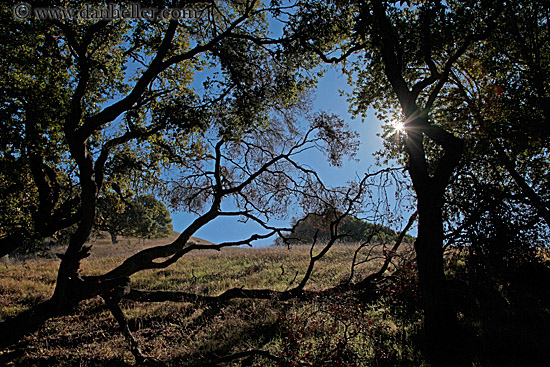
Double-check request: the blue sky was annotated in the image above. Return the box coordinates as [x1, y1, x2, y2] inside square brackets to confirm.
[109, 15, 400, 246]
[170, 66, 388, 246]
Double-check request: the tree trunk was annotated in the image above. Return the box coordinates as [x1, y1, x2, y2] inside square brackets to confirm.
[404, 117, 466, 366]
[415, 197, 463, 365]
[110, 231, 118, 244]
[0, 140, 100, 348]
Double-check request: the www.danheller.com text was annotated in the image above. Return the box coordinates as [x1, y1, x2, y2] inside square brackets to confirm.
[13, 2, 202, 21]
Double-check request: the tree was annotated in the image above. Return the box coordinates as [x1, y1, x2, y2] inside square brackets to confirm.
[2, 104, 370, 362]
[0, 0, 317, 355]
[284, 1, 505, 363]
[5, 1, 545, 363]
[284, 213, 413, 245]
[285, 1, 550, 363]
[96, 194, 173, 243]
[126, 194, 173, 240]
[2, 2, 411, 363]
[95, 193, 129, 244]
[439, 0, 550, 239]
[0, 7, 81, 254]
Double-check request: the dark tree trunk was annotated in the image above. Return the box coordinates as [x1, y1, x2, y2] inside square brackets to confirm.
[0, 17, 197, 352]
[110, 231, 118, 244]
[365, 1, 490, 363]
[0, 224, 96, 349]
[405, 116, 466, 366]
[0, 128, 99, 347]
[414, 196, 463, 365]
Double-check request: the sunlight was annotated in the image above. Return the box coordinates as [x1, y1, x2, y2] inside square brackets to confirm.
[392, 120, 405, 133]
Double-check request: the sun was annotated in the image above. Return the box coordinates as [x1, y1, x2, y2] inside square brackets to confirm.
[392, 120, 405, 133]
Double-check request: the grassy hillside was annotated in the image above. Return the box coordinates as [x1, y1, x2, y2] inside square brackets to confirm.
[0, 234, 418, 366]
[2, 235, 550, 366]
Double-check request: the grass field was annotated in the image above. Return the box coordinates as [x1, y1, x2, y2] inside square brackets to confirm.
[0, 233, 422, 366]
[3, 233, 550, 366]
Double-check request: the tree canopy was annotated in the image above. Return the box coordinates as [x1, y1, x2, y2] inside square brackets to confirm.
[0, 1, 367, 357]
[284, 213, 415, 245]
[96, 194, 173, 243]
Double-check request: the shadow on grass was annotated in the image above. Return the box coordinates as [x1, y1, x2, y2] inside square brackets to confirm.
[0, 352, 133, 367]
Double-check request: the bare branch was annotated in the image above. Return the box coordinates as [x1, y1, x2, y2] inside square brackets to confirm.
[354, 211, 417, 289]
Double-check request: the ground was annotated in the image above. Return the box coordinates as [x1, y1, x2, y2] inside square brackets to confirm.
[3, 233, 549, 366]
[0, 233, 422, 366]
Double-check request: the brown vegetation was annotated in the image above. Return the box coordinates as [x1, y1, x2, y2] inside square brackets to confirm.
[0, 234, 417, 366]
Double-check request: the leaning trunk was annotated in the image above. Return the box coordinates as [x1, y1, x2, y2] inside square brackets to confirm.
[0, 142, 99, 347]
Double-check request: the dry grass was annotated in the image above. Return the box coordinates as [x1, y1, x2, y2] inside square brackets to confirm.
[0, 233, 415, 366]
[3, 235, 548, 366]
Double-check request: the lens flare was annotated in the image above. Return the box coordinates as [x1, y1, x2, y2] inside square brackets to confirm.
[392, 120, 405, 133]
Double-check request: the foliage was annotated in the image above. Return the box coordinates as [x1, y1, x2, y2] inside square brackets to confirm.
[282, 2, 549, 363]
[0, 0, 313, 255]
[96, 194, 173, 243]
[275, 288, 426, 367]
[428, 1, 550, 273]
[360, 0, 550, 248]
[284, 214, 414, 245]
[126, 195, 173, 240]
[0, 0, 345, 357]
[1, 1, 549, 366]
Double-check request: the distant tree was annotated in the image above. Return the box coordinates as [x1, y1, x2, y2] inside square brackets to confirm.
[284, 211, 352, 245]
[125, 195, 173, 241]
[95, 194, 128, 244]
[284, 214, 413, 245]
[341, 218, 415, 243]
[96, 194, 173, 244]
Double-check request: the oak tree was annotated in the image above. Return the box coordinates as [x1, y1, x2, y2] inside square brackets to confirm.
[0, 0, 315, 353]
[283, 1, 505, 363]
